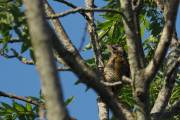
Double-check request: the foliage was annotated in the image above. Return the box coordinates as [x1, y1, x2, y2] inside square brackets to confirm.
[83, 0, 180, 118]
[0, 93, 43, 119]
[0, 0, 35, 60]
[0, 0, 179, 119]
[0, 90, 74, 119]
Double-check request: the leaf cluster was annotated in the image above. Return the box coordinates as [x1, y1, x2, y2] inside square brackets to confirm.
[0, 0, 35, 60]
[82, 0, 180, 117]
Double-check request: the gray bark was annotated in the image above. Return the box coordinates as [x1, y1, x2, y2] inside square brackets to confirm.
[22, 0, 68, 120]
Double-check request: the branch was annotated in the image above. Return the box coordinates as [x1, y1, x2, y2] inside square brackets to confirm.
[54, 0, 77, 9]
[0, 91, 43, 107]
[164, 57, 180, 80]
[151, 99, 180, 119]
[145, 0, 179, 81]
[171, 99, 180, 110]
[0, 50, 16, 58]
[133, 0, 144, 13]
[0, 48, 36, 65]
[11, 48, 36, 65]
[122, 76, 132, 85]
[0, 38, 21, 43]
[85, 1, 109, 120]
[1, 91, 45, 119]
[54, 0, 93, 25]
[46, 8, 125, 19]
[114, 96, 135, 120]
[57, 66, 71, 71]
[101, 81, 122, 86]
[120, 0, 141, 75]
[151, 35, 180, 120]
[148, 1, 163, 13]
[1, 48, 70, 72]
[153, 0, 165, 12]
[0, 91, 77, 120]
[162, 107, 180, 119]
[43, 0, 81, 66]
[133, 0, 145, 68]
[23, 0, 69, 119]
[43, 0, 126, 119]
[49, 22, 126, 120]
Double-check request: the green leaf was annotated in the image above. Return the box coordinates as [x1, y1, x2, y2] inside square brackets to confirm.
[5, 115, 12, 119]
[18, 115, 26, 120]
[5, 12, 12, 25]
[108, 23, 116, 40]
[74, 79, 82, 85]
[139, 14, 145, 24]
[8, 3, 21, 24]
[144, 19, 150, 31]
[14, 0, 23, 7]
[82, 43, 91, 51]
[151, 25, 162, 36]
[14, 28, 22, 38]
[39, 90, 44, 100]
[98, 28, 110, 41]
[85, 86, 90, 92]
[0, 0, 7, 6]
[12, 114, 18, 120]
[0, 107, 6, 111]
[96, 20, 113, 31]
[150, 19, 158, 30]
[21, 40, 31, 53]
[32, 106, 39, 114]
[30, 48, 36, 62]
[140, 25, 144, 38]
[0, 111, 6, 116]
[12, 100, 26, 112]
[26, 103, 32, 112]
[144, 43, 150, 50]
[85, 58, 95, 64]
[1, 102, 16, 112]
[65, 96, 74, 106]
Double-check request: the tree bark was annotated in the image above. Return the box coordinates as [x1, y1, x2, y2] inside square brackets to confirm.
[85, 0, 109, 120]
[22, 0, 68, 120]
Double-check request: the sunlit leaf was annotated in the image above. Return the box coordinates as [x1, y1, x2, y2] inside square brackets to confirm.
[144, 19, 150, 31]
[65, 96, 74, 106]
[26, 103, 32, 112]
[12, 100, 26, 112]
[140, 25, 144, 38]
[1, 102, 16, 113]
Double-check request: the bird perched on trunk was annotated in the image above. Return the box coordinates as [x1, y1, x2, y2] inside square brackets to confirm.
[104, 43, 130, 94]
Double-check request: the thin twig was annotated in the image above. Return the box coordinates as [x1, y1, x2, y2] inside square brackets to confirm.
[0, 38, 21, 43]
[149, 1, 163, 13]
[78, 24, 87, 52]
[0, 48, 35, 65]
[54, 0, 77, 9]
[164, 57, 180, 80]
[101, 81, 122, 86]
[171, 99, 180, 110]
[0, 91, 43, 107]
[57, 66, 71, 71]
[122, 76, 132, 84]
[11, 48, 36, 65]
[0, 50, 16, 58]
[46, 8, 125, 19]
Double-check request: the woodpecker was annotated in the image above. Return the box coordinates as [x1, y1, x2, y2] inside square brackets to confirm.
[104, 43, 130, 93]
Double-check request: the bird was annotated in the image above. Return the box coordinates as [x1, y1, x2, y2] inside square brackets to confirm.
[104, 43, 130, 94]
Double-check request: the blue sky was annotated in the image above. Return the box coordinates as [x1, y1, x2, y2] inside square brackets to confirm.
[0, 1, 180, 120]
